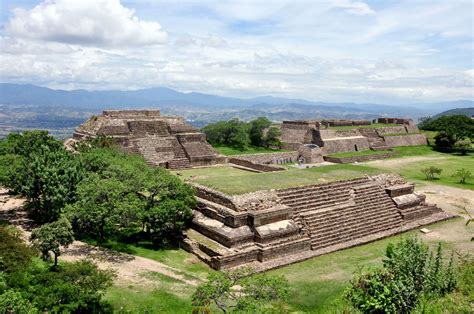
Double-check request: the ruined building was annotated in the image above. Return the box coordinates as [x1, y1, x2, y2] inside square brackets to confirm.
[183, 174, 452, 271]
[73, 110, 224, 169]
[280, 118, 427, 155]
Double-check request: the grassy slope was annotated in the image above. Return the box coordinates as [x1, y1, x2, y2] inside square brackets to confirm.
[213, 145, 290, 156]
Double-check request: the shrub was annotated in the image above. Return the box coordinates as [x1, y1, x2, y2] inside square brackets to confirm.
[345, 238, 456, 313]
[434, 131, 456, 152]
[452, 168, 472, 184]
[420, 166, 442, 180]
[454, 139, 471, 155]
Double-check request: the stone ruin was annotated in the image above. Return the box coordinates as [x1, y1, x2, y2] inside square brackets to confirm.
[73, 110, 225, 169]
[182, 174, 453, 271]
[280, 118, 427, 156]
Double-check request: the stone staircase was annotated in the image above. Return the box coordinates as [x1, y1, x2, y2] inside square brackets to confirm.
[276, 179, 404, 250]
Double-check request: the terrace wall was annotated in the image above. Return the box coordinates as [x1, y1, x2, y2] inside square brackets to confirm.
[383, 134, 427, 147]
[229, 158, 285, 172]
[323, 151, 396, 163]
[231, 151, 299, 164]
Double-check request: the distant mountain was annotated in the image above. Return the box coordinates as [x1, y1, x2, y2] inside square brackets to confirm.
[432, 107, 474, 119]
[1, 83, 473, 138]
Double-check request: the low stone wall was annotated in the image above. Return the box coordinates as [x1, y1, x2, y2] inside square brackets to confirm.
[376, 126, 408, 135]
[103, 109, 161, 117]
[383, 134, 427, 147]
[229, 158, 285, 172]
[192, 183, 238, 210]
[324, 151, 396, 163]
[232, 151, 299, 164]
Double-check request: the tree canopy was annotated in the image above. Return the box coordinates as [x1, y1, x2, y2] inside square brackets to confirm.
[419, 115, 474, 142]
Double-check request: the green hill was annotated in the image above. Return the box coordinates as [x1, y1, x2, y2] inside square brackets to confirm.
[432, 107, 474, 119]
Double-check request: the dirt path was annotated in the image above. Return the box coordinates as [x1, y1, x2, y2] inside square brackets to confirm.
[0, 189, 200, 287]
[363, 156, 444, 168]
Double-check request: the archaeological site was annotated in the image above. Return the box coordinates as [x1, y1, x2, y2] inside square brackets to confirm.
[73, 110, 453, 270]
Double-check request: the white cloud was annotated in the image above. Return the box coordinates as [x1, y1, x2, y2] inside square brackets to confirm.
[5, 0, 167, 47]
[332, 0, 375, 15]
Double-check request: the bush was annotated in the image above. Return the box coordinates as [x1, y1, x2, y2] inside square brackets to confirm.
[345, 238, 456, 313]
[452, 168, 472, 184]
[420, 166, 442, 180]
[454, 139, 471, 155]
[434, 131, 456, 152]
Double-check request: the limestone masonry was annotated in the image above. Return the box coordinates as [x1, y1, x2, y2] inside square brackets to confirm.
[73, 110, 224, 169]
[183, 174, 453, 271]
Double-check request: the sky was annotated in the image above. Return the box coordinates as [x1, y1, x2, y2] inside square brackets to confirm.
[0, 0, 473, 104]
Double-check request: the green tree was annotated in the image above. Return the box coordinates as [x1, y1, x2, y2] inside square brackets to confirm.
[192, 268, 289, 313]
[420, 166, 442, 180]
[434, 131, 456, 152]
[30, 218, 75, 268]
[454, 139, 471, 155]
[265, 126, 282, 148]
[345, 238, 457, 313]
[249, 117, 272, 147]
[421, 115, 474, 142]
[1, 131, 84, 223]
[202, 119, 250, 150]
[452, 168, 472, 184]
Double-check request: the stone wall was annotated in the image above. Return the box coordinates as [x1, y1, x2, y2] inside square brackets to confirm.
[103, 109, 161, 118]
[231, 151, 299, 164]
[323, 151, 396, 163]
[376, 126, 408, 135]
[383, 134, 427, 147]
[229, 158, 285, 172]
[321, 137, 370, 154]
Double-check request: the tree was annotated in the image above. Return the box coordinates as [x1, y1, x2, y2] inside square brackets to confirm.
[454, 139, 471, 155]
[265, 126, 282, 148]
[249, 117, 272, 147]
[202, 119, 251, 150]
[345, 238, 456, 313]
[192, 268, 289, 313]
[30, 218, 75, 268]
[0, 131, 84, 223]
[420, 166, 442, 180]
[452, 168, 472, 184]
[0, 226, 35, 274]
[421, 115, 474, 142]
[434, 131, 456, 152]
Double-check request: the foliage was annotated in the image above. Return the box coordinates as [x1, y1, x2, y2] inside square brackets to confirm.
[0, 225, 114, 313]
[454, 139, 471, 155]
[420, 166, 442, 180]
[0, 226, 35, 275]
[249, 117, 272, 147]
[192, 267, 289, 313]
[452, 168, 472, 184]
[67, 147, 195, 244]
[0, 131, 84, 223]
[419, 115, 474, 142]
[345, 237, 456, 313]
[203, 118, 282, 151]
[30, 218, 75, 268]
[265, 126, 283, 148]
[202, 119, 250, 150]
[434, 131, 456, 152]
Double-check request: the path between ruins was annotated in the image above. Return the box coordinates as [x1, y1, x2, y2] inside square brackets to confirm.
[0, 190, 201, 288]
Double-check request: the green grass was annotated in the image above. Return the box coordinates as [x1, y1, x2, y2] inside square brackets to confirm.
[328, 123, 400, 130]
[179, 164, 382, 194]
[328, 150, 391, 158]
[213, 145, 290, 156]
[362, 146, 474, 190]
[270, 217, 473, 313]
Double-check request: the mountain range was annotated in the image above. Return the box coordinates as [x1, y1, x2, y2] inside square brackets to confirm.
[1, 83, 473, 138]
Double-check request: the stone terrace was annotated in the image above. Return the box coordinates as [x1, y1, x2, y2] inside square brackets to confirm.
[183, 174, 453, 271]
[73, 110, 225, 169]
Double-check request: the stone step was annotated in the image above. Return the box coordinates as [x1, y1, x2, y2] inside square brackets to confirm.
[308, 210, 401, 236]
[303, 201, 398, 222]
[279, 188, 351, 202]
[276, 177, 370, 196]
[311, 221, 401, 250]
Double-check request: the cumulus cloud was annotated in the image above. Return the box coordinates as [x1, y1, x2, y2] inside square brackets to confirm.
[5, 0, 167, 47]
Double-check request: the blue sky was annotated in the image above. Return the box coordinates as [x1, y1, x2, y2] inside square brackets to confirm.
[0, 0, 472, 104]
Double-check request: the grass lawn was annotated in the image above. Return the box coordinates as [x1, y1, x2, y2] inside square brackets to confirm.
[328, 123, 400, 130]
[213, 144, 290, 156]
[103, 217, 472, 313]
[328, 149, 392, 158]
[179, 164, 382, 195]
[362, 146, 474, 190]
